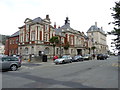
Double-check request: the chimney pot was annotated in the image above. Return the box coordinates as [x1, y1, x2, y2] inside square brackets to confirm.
[54, 22, 56, 28]
[46, 14, 50, 20]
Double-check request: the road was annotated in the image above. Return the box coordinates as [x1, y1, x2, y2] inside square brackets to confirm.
[1, 56, 119, 88]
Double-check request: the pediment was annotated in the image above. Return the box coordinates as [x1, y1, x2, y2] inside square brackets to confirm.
[24, 18, 32, 23]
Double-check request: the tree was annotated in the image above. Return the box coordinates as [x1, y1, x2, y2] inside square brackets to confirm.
[49, 36, 59, 57]
[64, 42, 70, 54]
[108, 1, 120, 51]
[1, 35, 9, 45]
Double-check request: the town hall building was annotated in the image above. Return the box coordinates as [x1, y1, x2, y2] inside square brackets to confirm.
[18, 15, 91, 60]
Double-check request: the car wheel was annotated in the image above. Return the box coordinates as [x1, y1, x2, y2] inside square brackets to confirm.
[70, 60, 72, 63]
[10, 65, 18, 71]
[55, 62, 59, 65]
[62, 60, 65, 64]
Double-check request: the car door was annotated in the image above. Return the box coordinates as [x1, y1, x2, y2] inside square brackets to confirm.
[0, 58, 2, 70]
[64, 56, 68, 62]
[2, 57, 11, 69]
[68, 56, 72, 62]
[10, 57, 19, 66]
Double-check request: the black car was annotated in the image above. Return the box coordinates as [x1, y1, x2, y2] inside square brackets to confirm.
[72, 55, 83, 62]
[97, 54, 106, 60]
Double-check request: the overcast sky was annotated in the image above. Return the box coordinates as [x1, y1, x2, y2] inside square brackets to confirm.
[0, 0, 117, 52]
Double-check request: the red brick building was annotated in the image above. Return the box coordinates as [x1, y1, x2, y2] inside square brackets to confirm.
[4, 31, 19, 56]
[18, 15, 90, 60]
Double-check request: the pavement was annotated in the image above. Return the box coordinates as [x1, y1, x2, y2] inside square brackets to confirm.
[21, 58, 98, 67]
[21, 58, 54, 65]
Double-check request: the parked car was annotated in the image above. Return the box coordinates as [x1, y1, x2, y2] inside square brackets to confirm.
[54, 55, 72, 64]
[11, 55, 22, 63]
[72, 55, 83, 62]
[83, 54, 92, 60]
[0, 56, 21, 71]
[97, 54, 106, 60]
[104, 54, 110, 59]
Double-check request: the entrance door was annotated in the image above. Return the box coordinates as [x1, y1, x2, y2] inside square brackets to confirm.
[77, 49, 82, 55]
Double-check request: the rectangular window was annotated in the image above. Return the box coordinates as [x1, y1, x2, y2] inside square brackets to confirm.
[16, 39, 18, 44]
[61, 37, 64, 44]
[45, 34, 48, 42]
[56, 48, 59, 54]
[13, 40, 14, 44]
[26, 24, 29, 31]
[20, 36, 22, 42]
[45, 25, 49, 31]
[32, 32, 35, 41]
[10, 40, 11, 44]
[71, 49, 73, 54]
[26, 33, 29, 42]
[38, 26, 40, 31]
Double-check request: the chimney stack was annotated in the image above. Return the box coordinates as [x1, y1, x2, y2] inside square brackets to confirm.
[101, 27, 103, 30]
[95, 22, 97, 27]
[46, 14, 50, 20]
[54, 22, 56, 28]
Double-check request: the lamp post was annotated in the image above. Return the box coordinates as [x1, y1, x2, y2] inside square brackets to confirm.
[59, 36, 62, 58]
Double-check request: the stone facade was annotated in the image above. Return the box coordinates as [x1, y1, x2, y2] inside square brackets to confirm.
[18, 15, 108, 61]
[18, 15, 55, 59]
[87, 22, 108, 54]
[55, 17, 90, 56]
[18, 15, 90, 60]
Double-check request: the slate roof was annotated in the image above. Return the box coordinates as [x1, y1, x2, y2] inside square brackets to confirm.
[61, 24, 74, 30]
[87, 25, 105, 34]
[55, 28, 62, 35]
[55, 17, 83, 36]
[32, 17, 42, 23]
[10, 31, 19, 37]
[88, 25, 100, 31]
[84, 35, 89, 40]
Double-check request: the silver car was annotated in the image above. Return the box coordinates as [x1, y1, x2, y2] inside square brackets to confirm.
[83, 54, 92, 60]
[0, 56, 21, 71]
[54, 55, 72, 64]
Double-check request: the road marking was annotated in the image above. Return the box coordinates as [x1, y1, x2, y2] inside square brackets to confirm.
[112, 63, 120, 67]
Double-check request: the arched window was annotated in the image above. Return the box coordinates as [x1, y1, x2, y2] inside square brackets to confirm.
[44, 47, 49, 54]
[25, 47, 28, 54]
[56, 48, 59, 54]
[31, 46, 34, 54]
[61, 49, 64, 54]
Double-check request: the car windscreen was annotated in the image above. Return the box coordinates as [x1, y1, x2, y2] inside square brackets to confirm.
[62, 56, 69, 58]
[74, 56, 80, 58]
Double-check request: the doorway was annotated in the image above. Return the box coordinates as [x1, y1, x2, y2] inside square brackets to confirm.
[77, 49, 82, 55]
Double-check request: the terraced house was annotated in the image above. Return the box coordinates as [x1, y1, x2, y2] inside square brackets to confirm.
[18, 15, 91, 60]
[4, 31, 19, 56]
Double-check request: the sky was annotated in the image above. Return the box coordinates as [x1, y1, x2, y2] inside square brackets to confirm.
[0, 0, 118, 52]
